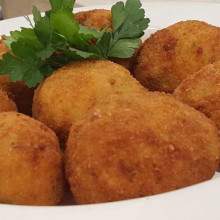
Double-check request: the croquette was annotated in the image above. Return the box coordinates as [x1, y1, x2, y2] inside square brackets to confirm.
[134, 20, 220, 92]
[74, 9, 112, 30]
[65, 92, 220, 204]
[173, 61, 220, 129]
[33, 60, 143, 143]
[0, 89, 17, 112]
[74, 9, 138, 71]
[0, 36, 34, 115]
[0, 112, 64, 205]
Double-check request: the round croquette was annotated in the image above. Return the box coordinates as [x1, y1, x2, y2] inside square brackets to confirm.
[33, 60, 143, 143]
[65, 92, 220, 204]
[0, 89, 17, 112]
[173, 61, 220, 129]
[0, 112, 64, 205]
[134, 20, 220, 92]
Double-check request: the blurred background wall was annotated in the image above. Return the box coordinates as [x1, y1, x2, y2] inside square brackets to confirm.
[0, 0, 220, 19]
[0, 0, 81, 19]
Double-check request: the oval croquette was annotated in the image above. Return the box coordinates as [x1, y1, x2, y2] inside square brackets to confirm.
[0, 112, 64, 205]
[33, 60, 143, 143]
[65, 92, 220, 204]
[134, 20, 220, 92]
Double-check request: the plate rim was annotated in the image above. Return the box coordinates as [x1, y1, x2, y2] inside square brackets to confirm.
[0, 1, 220, 219]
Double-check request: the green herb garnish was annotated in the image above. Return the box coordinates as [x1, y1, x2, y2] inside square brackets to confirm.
[0, 0, 150, 88]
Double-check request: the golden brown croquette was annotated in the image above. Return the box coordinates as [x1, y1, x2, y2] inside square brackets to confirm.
[33, 60, 143, 143]
[65, 92, 220, 204]
[0, 112, 65, 205]
[134, 20, 220, 92]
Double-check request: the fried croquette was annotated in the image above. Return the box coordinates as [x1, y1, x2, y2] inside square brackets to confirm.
[74, 9, 138, 71]
[65, 92, 220, 204]
[33, 60, 143, 143]
[0, 36, 34, 115]
[0, 89, 17, 112]
[134, 20, 220, 93]
[74, 9, 112, 30]
[0, 112, 64, 205]
[173, 61, 220, 129]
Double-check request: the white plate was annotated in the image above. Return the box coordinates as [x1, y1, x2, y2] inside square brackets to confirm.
[0, 2, 220, 220]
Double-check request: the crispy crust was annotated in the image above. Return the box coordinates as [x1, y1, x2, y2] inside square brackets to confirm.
[173, 61, 220, 129]
[65, 92, 220, 204]
[134, 20, 220, 92]
[0, 89, 17, 112]
[0, 112, 65, 205]
[33, 60, 143, 143]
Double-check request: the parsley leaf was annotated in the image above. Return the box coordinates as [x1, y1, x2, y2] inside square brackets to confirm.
[112, 0, 150, 39]
[50, 9, 79, 44]
[11, 41, 36, 58]
[49, 0, 62, 12]
[0, 0, 150, 88]
[35, 16, 52, 45]
[96, 32, 112, 59]
[78, 25, 100, 41]
[8, 28, 42, 50]
[23, 67, 44, 88]
[62, 0, 75, 11]
[108, 38, 141, 58]
[111, 2, 125, 31]
[49, 0, 75, 12]
[106, 0, 150, 59]
[0, 53, 27, 81]
[32, 6, 41, 24]
[4, 36, 14, 50]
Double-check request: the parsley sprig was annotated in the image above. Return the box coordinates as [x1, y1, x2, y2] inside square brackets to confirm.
[0, 0, 150, 87]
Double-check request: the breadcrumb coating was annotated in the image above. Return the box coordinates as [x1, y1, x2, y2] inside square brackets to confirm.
[66, 92, 220, 204]
[134, 20, 220, 92]
[0, 112, 65, 205]
[174, 61, 220, 129]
